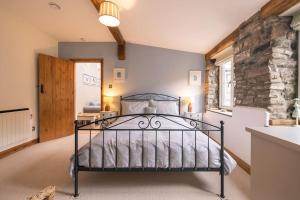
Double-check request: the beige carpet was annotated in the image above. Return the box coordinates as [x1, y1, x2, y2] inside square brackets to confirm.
[0, 134, 250, 200]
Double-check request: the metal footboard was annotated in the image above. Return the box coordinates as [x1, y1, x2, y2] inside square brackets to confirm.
[73, 114, 225, 198]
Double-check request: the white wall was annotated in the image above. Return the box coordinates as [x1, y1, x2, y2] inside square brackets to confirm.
[0, 10, 58, 140]
[203, 106, 267, 164]
[59, 42, 205, 113]
[75, 63, 101, 114]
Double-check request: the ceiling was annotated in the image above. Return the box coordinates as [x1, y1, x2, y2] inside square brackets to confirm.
[0, 0, 270, 54]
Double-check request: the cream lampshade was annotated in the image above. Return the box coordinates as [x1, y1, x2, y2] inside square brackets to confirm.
[99, 1, 120, 27]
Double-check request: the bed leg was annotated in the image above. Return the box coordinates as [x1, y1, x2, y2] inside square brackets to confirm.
[74, 170, 79, 197]
[74, 121, 79, 197]
[220, 170, 224, 198]
[220, 120, 225, 199]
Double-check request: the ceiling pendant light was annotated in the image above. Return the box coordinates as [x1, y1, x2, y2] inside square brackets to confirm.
[99, 1, 120, 27]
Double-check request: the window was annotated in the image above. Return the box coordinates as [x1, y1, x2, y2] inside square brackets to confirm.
[218, 56, 233, 110]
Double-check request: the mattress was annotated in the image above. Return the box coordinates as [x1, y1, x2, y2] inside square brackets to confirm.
[70, 116, 236, 176]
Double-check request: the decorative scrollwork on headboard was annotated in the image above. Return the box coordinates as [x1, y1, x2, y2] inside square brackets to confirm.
[120, 93, 181, 115]
[121, 93, 179, 101]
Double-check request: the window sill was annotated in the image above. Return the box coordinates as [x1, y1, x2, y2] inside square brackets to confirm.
[208, 109, 232, 117]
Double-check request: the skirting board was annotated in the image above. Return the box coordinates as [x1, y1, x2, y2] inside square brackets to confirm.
[210, 137, 251, 174]
[224, 147, 251, 174]
[0, 139, 38, 159]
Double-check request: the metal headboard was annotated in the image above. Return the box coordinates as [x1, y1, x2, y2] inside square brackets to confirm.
[120, 93, 181, 114]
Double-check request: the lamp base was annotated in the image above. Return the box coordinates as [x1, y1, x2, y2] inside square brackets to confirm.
[188, 103, 192, 113]
[105, 105, 110, 111]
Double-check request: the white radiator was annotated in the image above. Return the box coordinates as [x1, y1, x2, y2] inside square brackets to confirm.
[0, 109, 31, 152]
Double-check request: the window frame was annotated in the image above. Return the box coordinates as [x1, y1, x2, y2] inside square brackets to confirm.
[217, 55, 234, 111]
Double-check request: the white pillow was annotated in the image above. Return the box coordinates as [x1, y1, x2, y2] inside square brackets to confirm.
[121, 101, 149, 115]
[149, 100, 179, 115]
[144, 106, 157, 114]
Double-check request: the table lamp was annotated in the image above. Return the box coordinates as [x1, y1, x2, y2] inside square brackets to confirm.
[183, 97, 192, 112]
[292, 98, 300, 127]
[104, 96, 113, 111]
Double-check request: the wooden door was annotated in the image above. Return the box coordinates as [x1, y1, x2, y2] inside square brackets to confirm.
[38, 54, 75, 142]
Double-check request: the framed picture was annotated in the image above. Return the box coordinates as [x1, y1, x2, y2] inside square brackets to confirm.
[113, 68, 126, 83]
[189, 71, 202, 86]
[82, 74, 100, 87]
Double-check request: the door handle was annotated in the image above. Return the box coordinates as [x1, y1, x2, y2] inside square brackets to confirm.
[40, 84, 44, 93]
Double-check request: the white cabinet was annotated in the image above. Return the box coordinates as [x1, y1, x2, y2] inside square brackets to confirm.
[77, 113, 100, 128]
[184, 112, 202, 121]
[246, 126, 300, 200]
[100, 111, 117, 119]
[99, 111, 118, 124]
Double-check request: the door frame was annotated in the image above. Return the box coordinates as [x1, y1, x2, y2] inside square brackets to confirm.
[72, 58, 104, 112]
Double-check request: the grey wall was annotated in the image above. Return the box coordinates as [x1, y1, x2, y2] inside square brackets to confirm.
[59, 42, 205, 112]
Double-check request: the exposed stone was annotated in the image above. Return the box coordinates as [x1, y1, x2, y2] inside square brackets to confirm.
[205, 60, 219, 110]
[271, 22, 291, 39]
[252, 42, 271, 54]
[204, 14, 297, 119]
[233, 15, 297, 119]
[287, 31, 297, 40]
[235, 50, 251, 64]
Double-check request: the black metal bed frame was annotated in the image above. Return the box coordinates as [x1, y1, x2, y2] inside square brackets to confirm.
[119, 93, 181, 115]
[73, 93, 225, 198]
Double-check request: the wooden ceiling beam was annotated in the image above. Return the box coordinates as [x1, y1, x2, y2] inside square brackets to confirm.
[90, 0, 126, 60]
[205, 30, 239, 60]
[260, 0, 300, 18]
[205, 0, 300, 60]
[108, 27, 125, 45]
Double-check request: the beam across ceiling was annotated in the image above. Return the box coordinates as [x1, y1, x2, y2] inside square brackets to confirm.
[205, 0, 300, 60]
[261, 0, 300, 18]
[205, 30, 239, 60]
[91, 0, 126, 60]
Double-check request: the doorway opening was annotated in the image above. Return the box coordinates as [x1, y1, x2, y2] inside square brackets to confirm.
[74, 59, 103, 118]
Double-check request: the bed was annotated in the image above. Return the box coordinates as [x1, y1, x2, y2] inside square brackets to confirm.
[71, 93, 236, 198]
[83, 100, 101, 113]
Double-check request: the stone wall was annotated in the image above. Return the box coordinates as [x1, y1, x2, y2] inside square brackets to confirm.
[205, 59, 219, 110]
[233, 14, 297, 118]
[205, 14, 298, 118]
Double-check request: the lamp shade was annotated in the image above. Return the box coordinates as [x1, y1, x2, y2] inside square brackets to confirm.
[183, 97, 192, 105]
[104, 95, 113, 104]
[99, 1, 120, 27]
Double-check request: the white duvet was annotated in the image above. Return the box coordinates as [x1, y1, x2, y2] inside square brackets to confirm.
[70, 116, 236, 176]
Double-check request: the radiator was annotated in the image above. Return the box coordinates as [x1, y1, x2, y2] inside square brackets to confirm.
[0, 108, 31, 152]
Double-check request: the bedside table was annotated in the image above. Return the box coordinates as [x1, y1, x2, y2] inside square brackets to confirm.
[77, 113, 100, 128]
[184, 112, 203, 128]
[99, 111, 118, 124]
[184, 112, 202, 121]
[100, 111, 118, 119]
